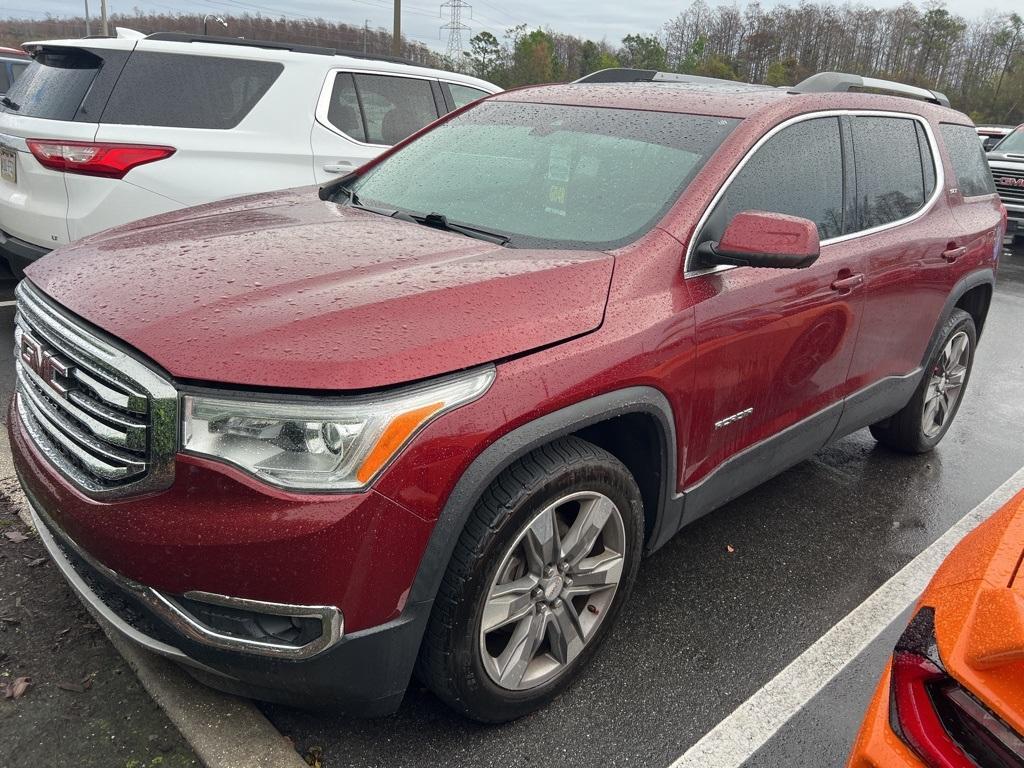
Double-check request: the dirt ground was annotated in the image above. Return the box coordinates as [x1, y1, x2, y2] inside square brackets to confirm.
[0, 477, 198, 768]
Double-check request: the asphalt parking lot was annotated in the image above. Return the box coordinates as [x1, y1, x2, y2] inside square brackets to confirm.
[262, 245, 1024, 766]
[0, 248, 1022, 768]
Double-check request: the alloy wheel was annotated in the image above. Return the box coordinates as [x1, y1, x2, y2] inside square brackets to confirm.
[479, 491, 626, 691]
[922, 330, 970, 439]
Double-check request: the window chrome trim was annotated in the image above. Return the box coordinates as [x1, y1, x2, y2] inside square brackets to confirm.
[315, 68, 499, 145]
[683, 109, 946, 278]
[315, 68, 433, 147]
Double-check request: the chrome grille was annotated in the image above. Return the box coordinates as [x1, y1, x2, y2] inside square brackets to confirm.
[14, 281, 177, 498]
[993, 166, 1024, 206]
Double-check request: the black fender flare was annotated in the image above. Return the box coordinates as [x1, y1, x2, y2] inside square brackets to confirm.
[920, 268, 995, 369]
[405, 386, 681, 608]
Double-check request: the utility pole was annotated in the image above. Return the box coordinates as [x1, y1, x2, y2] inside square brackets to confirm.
[392, 0, 401, 56]
[440, 0, 471, 64]
[84, 0, 91, 36]
[363, 19, 370, 54]
[99, 0, 108, 36]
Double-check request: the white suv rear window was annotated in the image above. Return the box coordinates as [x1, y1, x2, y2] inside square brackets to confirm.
[100, 53, 282, 129]
[1, 49, 101, 120]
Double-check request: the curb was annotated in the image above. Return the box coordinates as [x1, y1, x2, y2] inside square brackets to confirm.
[96, 618, 309, 768]
[4, 433, 307, 768]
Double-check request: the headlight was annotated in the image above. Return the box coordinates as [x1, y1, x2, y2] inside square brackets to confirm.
[181, 367, 494, 491]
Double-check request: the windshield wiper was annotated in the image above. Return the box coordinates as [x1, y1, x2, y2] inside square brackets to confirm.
[334, 184, 360, 206]
[1, 96, 20, 111]
[336, 187, 402, 218]
[408, 212, 510, 246]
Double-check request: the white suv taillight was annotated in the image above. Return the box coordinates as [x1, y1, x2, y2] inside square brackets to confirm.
[26, 140, 175, 179]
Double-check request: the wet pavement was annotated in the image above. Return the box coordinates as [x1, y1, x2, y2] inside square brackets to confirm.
[0, 249, 1022, 767]
[264, 246, 1024, 767]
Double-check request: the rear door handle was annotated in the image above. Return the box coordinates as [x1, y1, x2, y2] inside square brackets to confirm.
[942, 246, 967, 263]
[830, 273, 865, 294]
[322, 161, 354, 174]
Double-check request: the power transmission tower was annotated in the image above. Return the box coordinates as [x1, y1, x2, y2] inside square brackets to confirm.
[440, 0, 471, 63]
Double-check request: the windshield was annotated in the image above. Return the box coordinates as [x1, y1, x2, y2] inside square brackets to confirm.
[993, 127, 1024, 154]
[346, 102, 738, 249]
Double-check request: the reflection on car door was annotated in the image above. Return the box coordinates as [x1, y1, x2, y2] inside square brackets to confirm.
[682, 116, 866, 516]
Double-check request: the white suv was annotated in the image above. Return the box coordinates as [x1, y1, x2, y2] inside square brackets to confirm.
[0, 33, 499, 275]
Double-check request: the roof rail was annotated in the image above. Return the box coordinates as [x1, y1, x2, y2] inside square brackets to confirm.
[143, 33, 424, 66]
[145, 33, 336, 57]
[575, 68, 773, 90]
[790, 72, 950, 108]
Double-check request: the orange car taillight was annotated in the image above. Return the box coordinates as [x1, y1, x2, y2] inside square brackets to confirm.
[26, 140, 175, 179]
[890, 608, 1024, 768]
[891, 650, 976, 768]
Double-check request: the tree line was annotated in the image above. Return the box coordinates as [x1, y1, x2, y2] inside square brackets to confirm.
[0, 12, 439, 66]
[466, 2, 1022, 124]
[2, 2, 1022, 123]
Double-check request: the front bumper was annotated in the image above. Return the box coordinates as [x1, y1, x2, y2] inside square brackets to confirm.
[20, 467, 431, 714]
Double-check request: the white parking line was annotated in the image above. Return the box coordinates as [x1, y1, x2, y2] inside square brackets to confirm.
[671, 463, 1024, 768]
[0, 300, 17, 307]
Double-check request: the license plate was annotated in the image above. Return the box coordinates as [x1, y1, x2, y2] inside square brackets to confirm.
[0, 147, 15, 184]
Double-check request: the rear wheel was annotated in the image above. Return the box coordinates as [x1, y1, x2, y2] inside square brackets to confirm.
[869, 308, 976, 453]
[417, 436, 643, 722]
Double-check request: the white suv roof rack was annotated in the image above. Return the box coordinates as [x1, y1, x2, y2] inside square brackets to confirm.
[789, 71, 950, 108]
[574, 68, 773, 91]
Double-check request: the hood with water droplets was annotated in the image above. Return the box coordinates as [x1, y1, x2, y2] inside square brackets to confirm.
[27, 188, 614, 391]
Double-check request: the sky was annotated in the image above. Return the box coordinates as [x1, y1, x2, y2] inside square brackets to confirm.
[5, 0, 1022, 53]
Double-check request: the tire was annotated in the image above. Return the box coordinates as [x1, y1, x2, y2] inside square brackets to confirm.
[869, 308, 977, 454]
[416, 436, 644, 722]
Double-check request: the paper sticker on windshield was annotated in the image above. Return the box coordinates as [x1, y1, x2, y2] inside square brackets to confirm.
[547, 145, 572, 183]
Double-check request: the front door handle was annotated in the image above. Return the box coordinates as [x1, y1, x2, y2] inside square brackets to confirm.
[830, 273, 865, 294]
[322, 161, 354, 174]
[943, 246, 967, 263]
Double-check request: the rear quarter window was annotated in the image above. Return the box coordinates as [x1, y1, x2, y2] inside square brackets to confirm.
[851, 116, 929, 229]
[1, 49, 102, 120]
[940, 123, 997, 197]
[100, 53, 282, 129]
[448, 83, 489, 109]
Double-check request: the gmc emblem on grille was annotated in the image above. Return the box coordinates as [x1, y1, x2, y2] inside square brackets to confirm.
[998, 176, 1024, 189]
[20, 330, 71, 396]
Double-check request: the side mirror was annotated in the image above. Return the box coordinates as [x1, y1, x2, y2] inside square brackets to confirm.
[697, 210, 820, 269]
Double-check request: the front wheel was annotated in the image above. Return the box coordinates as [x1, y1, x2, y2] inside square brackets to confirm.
[417, 436, 643, 722]
[870, 308, 976, 453]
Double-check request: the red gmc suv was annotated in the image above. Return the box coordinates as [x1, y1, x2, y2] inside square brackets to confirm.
[10, 69, 1006, 723]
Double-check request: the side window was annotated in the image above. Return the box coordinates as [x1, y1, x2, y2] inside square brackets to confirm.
[448, 83, 489, 109]
[0, 66, 10, 94]
[940, 123, 997, 197]
[352, 74, 439, 145]
[326, 73, 366, 142]
[851, 116, 927, 229]
[101, 53, 282, 129]
[706, 116, 844, 241]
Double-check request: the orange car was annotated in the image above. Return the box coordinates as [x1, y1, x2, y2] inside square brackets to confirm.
[849, 489, 1024, 767]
